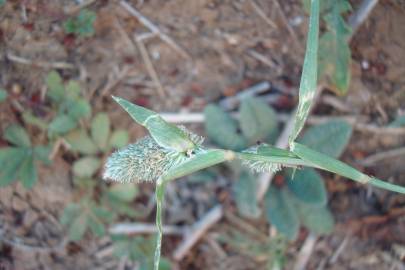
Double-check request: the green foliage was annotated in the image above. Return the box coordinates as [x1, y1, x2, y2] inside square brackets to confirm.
[299, 119, 352, 158]
[0, 0, 5, 7]
[60, 199, 113, 241]
[204, 97, 278, 150]
[103, 183, 140, 217]
[0, 125, 51, 188]
[64, 9, 97, 37]
[289, 0, 320, 146]
[297, 203, 334, 234]
[233, 171, 261, 219]
[204, 104, 247, 150]
[0, 89, 7, 102]
[112, 235, 171, 270]
[239, 97, 278, 144]
[45, 71, 91, 137]
[265, 186, 300, 240]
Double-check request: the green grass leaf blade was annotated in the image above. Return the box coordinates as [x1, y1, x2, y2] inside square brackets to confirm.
[291, 142, 405, 194]
[289, 0, 320, 146]
[113, 96, 196, 152]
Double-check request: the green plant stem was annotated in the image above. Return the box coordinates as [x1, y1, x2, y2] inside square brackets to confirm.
[154, 182, 165, 270]
[236, 152, 317, 168]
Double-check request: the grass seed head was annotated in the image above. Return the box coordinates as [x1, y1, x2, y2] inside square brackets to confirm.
[242, 145, 283, 173]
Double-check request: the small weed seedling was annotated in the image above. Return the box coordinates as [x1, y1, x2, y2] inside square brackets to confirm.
[0, 125, 51, 188]
[103, 1, 405, 269]
[64, 9, 97, 37]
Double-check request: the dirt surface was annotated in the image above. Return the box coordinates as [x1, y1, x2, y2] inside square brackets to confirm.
[1, 0, 405, 269]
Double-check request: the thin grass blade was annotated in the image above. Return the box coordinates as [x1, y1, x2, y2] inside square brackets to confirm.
[289, 0, 320, 146]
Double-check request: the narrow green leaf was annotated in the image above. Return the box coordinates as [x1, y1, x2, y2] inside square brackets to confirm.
[286, 168, 327, 206]
[19, 155, 37, 189]
[289, 0, 320, 146]
[3, 124, 31, 147]
[299, 120, 352, 158]
[46, 71, 64, 103]
[91, 113, 110, 150]
[239, 97, 278, 143]
[0, 89, 7, 102]
[65, 129, 99, 155]
[204, 104, 247, 150]
[113, 96, 196, 152]
[233, 171, 261, 219]
[69, 213, 88, 241]
[109, 129, 129, 149]
[108, 183, 138, 202]
[72, 156, 101, 178]
[297, 204, 334, 235]
[264, 186, 300, 240]
[48, 115, 77, 135]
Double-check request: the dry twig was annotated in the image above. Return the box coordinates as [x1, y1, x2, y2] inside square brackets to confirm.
[293, 232, 318, 270]
[120, 0, 191, 59]
[249, 0, 277, 28]
[6, 53, 75, 70]
[173, 205, 223, 261]
[359, 147, 405, 167]
[109, 222, 184, 235]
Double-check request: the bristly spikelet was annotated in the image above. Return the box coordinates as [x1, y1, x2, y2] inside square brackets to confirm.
[103, 136, 188, 183]
[241, 145, 283, 173]
[178, 125, 204, 146]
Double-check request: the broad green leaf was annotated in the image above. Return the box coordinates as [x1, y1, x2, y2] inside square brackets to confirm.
[299, 120, 352, 158]
[46, 71, 64, 103]
[68, 213, 88, 241]
[3, 124, 31, 147]
[65, 129, 98, 154]
[109, 129, 129, 149]
[48, 115, 77, 135]
[264, 186, 300, 240]
[289, 0, 320, 146]
[108, 183, 138, 202]
[204, 104, 247, 150]
[22, 112, 48, 130]
[319, 1, 352, 95]
[65, 81, 81, 98]
[87, 214, 105, 237]
[388, 115, 405, 128]
[72, 156, 101, 178]
[93, 206, 114, 223]
[113, 96, 196, 152]
[61, 203, 81, 225]
[68, 99, 91, 120]
[0, 148, 26, 186]
[286, 168, 327, 206]
[33, 145, 52, 165]
[239, 97, 278, 143]
[297, 203, 334, 235]
[91, 113, 110, 150]
[0, 89, 7, 102]
[19, 155, 37, 189]
[233, 171, 261, 219]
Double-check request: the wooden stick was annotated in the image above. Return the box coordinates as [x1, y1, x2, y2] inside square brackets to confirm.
[173, 205, 223, 261]
[6, 53, 75, 70]
[120, 0, 191, 59]
[109, 222, 184, 235]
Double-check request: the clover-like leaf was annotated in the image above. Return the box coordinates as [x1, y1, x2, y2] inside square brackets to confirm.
[109, 129, 129, 149]
[73, 156, 101, 178]
[91, 113, 110, 151]
[65, 129, 98, 155]
[233, 170, 261, 219]
[3, 124, 31, 147]
[48, 115, 77, 135]
[19, 155, 37, 189]
[204, 104, 247, 150]
[296, 203, 334, 235]
[286, 168, 327, 206]
[239, 97, 278, 144]
[264, 186, 300, 240]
